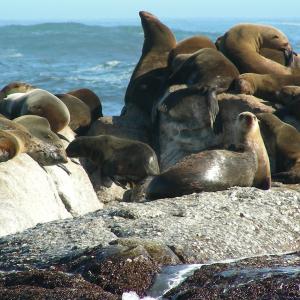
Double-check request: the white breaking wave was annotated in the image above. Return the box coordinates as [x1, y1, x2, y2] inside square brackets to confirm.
[122, 291, 155, 300]
[75, 60, 121, 73]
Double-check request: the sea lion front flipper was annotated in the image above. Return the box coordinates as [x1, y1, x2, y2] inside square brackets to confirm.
[57, 133, 71, 143]
[272, 171, 300, 184]
[204, 87, 219, 129]
[57, 163, 72, 175]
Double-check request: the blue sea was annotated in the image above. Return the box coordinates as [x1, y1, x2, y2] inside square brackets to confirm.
[1, 18, 300, 115]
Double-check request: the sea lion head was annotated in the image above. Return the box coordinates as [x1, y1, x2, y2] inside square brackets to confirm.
[139, 11, 176, 53]
[0, 130, 23, 162]
[261, 26, 294, 64]
[1, 81, 35, 97]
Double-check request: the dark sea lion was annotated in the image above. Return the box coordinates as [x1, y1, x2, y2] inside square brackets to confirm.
[66, 135, 159, 186]
[258, 113, 300, 183]
[218, 24, 294, 75]
[168, 35, 216, 70]
[124, 11, 176, 115]
[166, 48, 239, 126]
[146, 112, 270, 200]
[55, 93, 91, 132]
[14, 115, 68, 165]
[66, 88, 103, 121]
[0, 89, 70, 132]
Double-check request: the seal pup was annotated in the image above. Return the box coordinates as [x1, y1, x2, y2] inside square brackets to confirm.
[218, 24, 294, 75]
[146, 112, 270, 200]
[0, 89, 70, 132]
[258, 113, 300, 183]
[124, 11, 176, 115]
[66, 135, 159, 187]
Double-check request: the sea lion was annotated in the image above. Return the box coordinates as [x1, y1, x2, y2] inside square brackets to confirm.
[66, 88, 103, 121]
[156, 86, 274, 171]
[258, 113, 300, 183]
[146, 112, 270, 200]
[0, 129, 25, 162]
[168, 35, 216, 70]
[14, 115, 68, 165]
[218, 24, 294, 75]
[0, 89, 70, 132]
[66, 135, 159, 186]
[0, 81, 35, 99]
[124, 11, 176, 115]
[260, 48, 300, 67]
[0, 116, 67, 166]
[166, 48, 240, 126]
[55, 93, 91, 132]
[234, 73, 300, 100]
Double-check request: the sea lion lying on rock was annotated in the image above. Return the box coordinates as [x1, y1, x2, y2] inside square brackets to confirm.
[66, 135, 159, 187]
[0, 89, 70, 132]
[146, 112, 270, 200]
[218, 24, 295, 75]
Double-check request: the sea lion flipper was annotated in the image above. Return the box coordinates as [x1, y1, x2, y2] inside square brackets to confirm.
[204, 88, 219, 128]
[57, 163, 72, 175]
[272, 171, 300, 184]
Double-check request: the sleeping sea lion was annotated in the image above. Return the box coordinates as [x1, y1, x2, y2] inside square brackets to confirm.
[0, 89, 70, 132]
[146, 112, 270, 200]
[218, 24, 294, 75]
[66, 135, 159, 186]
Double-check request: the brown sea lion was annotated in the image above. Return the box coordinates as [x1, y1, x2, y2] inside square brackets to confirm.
[234, 73, 300, 100]
[66, 88, 103, 121]
[124, 11, 176, 115]
[146, 112, 270, 200]
[258, 113, 300, 183]
[55, 93, 91, 132]
[218, 24, 294, 75]
[0, 89, 70, 132]
[168, 35, 216, 70]
[260, 48, 300, 67]
[66, 135, 159, 186]
[0, 129, 25, 162]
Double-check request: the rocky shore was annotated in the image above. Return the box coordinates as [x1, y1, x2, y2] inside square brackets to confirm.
[0, 156, 299, 299]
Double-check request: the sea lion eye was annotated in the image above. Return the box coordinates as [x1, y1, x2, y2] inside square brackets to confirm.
[272, 35, 279, 39]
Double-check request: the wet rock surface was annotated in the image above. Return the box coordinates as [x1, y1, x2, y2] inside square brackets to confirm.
[165, 252, 300, 299]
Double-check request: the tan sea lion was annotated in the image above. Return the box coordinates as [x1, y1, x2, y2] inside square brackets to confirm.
[218, 24, 294, 75]
[0, 129, 25, 162]
[258, 113, 300, 183]
[124, 11, 176, 115]
[146, 112, 270, 200]
[0, 89, 70, 132]
[14, 115, 68, 165]
[66, 88, 103, 121]
[0, 81, 36, 99]
[66, 135, 159, 186]
[168, 35, 216, 70]
[55, 93, 91, 132]
[234, 73, 300, 100]
[0, 116, 67, 165]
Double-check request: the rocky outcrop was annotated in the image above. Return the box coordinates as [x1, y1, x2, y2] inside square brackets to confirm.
[165, 251, 300, 299]
[0, 153, 102, 237]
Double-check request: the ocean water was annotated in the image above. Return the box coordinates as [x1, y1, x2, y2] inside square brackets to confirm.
[1, 18, 300, 115]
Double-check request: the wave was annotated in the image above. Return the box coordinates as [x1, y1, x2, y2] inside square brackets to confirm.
[0, 49, 23, 58]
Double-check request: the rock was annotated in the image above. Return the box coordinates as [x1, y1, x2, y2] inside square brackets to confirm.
[0, 154, 71, 237]
[0, 270, 117, 300]
[0, 187, 299, 270]
[165, 251, 300, 299]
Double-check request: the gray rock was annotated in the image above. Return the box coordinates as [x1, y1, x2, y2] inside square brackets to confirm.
[0, 187, 299, 270]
